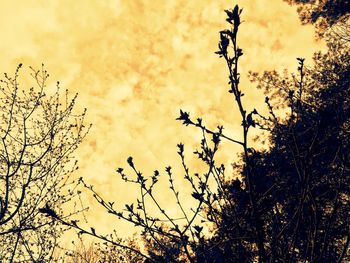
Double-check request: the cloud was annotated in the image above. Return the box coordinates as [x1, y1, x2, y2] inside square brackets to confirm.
[0, 0, 325, 238]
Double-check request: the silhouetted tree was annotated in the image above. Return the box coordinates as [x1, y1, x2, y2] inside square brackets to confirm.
[0, 64, 90, 261]
[195, 4, 350, 260]
[284, 0, 350, 38]
[193, 3, 350, 261]
[285, 0, 350, 25]
[200, 48, 350, 262]
[52, 3, 349, 262]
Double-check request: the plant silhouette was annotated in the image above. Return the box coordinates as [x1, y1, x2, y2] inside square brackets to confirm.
[0, 65, 90, 261]
[48, 3, 349, 262]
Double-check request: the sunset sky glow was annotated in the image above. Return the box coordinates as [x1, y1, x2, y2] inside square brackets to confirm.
[0, 0, 325, 239]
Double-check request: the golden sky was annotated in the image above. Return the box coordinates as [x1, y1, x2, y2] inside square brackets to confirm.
[0, 0, 325, 239]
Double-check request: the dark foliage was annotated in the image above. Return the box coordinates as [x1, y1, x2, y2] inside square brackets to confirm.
[205, 46, 350, 262]
[284, 0, 350, 39]
[285, 0, 350, 25]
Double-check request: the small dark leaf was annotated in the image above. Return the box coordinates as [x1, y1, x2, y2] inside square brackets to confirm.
[192, 192, 204, 201]
[247, 113, 256, 128]
[127, 157, 134, 168]
[176, 110, 192, 126]
[39, 203, 58, 219]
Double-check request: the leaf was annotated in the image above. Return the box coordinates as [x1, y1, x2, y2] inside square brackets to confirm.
[237, 48, 243, 57]
[192, 192, 204, 201]
[212, 133, 221, 145]
[297, 57, 305, 64]
[127, 157, 134, 168]
[125, 204, 134, 212]
[193, 225, 203, 233]
[247, 113, 256, 128]
[38, 203, 58, 219]
[220, 33, 230, 53]
[225, 5, 241, 26]
[176, 110, 192, 126]
[165, 166, 172, 174]
[177, 143, 184, 155]
[71, 220, 79, 227]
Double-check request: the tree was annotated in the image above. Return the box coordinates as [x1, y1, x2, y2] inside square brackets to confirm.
[198, 6, 350, 261]
[284, 0, 350, 25]
[50, 3, 349, 262]
[202, 50, 350, 262]
[284, 0, 350, 39]
[250, 53, 349, 262]
[0, 64, 90, 261]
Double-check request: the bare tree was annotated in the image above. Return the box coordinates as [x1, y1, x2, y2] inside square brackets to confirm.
[0, 64, 90, 261]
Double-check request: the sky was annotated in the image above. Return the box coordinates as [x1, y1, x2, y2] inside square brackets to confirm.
[0, 0, 325, 240]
